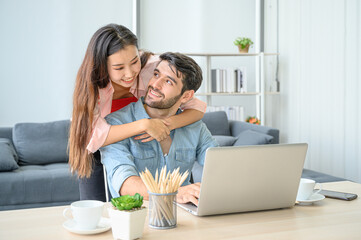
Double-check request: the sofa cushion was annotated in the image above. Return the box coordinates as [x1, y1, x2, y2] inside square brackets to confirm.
[0, 163, 79, 206]
[13, 120, 70, 165]
[234, 130, 274, 146]
[0, 138, 19, 171]
[202, 111, 231, 136]
[213, 135, 237, 146]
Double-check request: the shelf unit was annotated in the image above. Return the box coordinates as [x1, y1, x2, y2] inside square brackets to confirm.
[184, 52, 279, 125]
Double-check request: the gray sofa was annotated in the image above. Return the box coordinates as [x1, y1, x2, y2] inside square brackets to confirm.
[0, 112, 344, 211]
[0, 120, 79, 211]
[201, 111, 279, 147]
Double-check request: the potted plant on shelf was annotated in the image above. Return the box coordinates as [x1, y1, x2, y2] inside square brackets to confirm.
[108, 193, 147, 240]
[233, 37, 254, 53]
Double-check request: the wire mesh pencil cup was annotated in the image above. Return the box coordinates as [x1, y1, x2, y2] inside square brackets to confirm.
[148, 191, 177, 229]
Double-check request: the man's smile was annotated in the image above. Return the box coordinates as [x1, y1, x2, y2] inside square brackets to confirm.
[148, 86, 164, 98]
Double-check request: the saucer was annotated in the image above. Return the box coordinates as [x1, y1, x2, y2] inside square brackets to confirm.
[296, 193, 325, 205]
[63, 217, 111, 235]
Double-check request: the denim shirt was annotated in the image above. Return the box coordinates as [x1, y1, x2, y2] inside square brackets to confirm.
[100, 98, 218, 198]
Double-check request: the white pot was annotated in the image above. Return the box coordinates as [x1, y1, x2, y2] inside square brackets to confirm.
[108, 207, 147, 240]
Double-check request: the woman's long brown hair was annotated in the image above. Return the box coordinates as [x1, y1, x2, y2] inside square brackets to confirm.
[68, 24, 139, 178]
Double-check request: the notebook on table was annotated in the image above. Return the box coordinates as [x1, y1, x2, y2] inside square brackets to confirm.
[177, 143, 308, 216]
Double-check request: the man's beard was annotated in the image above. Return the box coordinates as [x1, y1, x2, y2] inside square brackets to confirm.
[144, 86, 182, 109]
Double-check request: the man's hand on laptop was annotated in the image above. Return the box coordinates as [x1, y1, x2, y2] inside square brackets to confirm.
[177, 182, 201, 206]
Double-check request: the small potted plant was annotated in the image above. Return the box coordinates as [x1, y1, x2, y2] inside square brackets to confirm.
[234, 37, 254, 53]
[108, 193, 147, 240]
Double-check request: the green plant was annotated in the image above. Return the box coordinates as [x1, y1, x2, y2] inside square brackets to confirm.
[233, 37, 254, 49]
[111, 193, 143, 211]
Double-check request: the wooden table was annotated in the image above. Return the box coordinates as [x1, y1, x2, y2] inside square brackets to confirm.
[1, 181, 361, 240]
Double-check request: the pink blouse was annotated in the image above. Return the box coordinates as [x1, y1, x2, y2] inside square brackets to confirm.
[86, 55, 207, 153]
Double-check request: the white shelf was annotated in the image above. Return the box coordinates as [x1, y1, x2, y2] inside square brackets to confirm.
[196, 92, 280, 96]
[265, 92, 281, 95]
[184, 52, 279, 125]
[183, 53, 279, 57]
[196, 92, 261, 96]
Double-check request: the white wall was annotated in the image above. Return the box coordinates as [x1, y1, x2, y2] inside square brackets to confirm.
[263, 0, 281, 127]
[0, 0, 133, 126]
[277, 0, 361, 182]
[140, 0, 259, 119]
[140, 0, 255, 53]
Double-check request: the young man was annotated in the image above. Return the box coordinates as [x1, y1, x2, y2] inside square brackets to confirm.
[100, 52, 218, 206]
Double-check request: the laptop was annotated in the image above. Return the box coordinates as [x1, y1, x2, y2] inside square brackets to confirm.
[177, 143, 308, 216]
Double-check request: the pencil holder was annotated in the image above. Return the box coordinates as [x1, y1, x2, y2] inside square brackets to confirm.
[148, 191, 177, 229]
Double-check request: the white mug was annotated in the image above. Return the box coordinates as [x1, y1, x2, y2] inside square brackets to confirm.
[296, 178, 322, 200]
[63, 200, 104, 230]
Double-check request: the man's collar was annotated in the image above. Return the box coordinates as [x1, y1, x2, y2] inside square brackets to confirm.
[133, 97, 150, 120]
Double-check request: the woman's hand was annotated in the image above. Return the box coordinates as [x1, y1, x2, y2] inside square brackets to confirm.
[134, 119, 170, 142]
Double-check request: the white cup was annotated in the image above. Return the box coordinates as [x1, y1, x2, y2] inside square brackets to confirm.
[63, 200, 104, 230]
[296, 178, 322, 200]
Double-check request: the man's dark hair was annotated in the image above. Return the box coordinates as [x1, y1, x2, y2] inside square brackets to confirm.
[159, 52, 203, 94]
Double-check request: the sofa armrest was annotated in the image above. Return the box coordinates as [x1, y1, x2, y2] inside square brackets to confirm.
[229, 120, 279, 144]
[0, 127, 13, 142]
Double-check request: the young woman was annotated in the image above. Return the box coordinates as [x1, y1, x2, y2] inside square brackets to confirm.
[68, 24, 206, 201]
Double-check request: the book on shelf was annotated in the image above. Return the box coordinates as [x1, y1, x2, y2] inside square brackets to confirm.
[206, 106, 244, 122]
[236, 67, 247, 93]
[211, 69, 218, 92]
[211, 67, 247, 93]
[227, 68, 237, 93]
[221, 69, 227, 92]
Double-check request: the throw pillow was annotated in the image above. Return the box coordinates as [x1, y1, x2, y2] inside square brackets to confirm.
[213, 135, 237, 146]
[13, 120, 70, 165]
[0, 138, 19, 171]
[234, 130, 274, 146]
